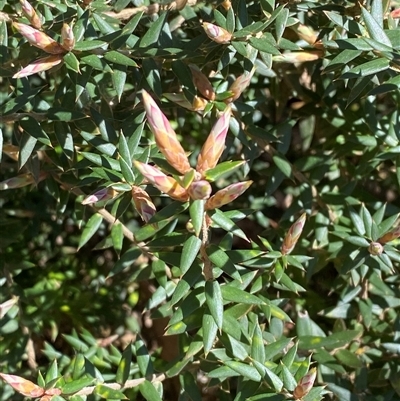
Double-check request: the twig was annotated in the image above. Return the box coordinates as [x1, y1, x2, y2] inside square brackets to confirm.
[75, 373, 166, 396]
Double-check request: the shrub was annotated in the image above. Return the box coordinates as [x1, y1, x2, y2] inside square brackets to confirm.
[1, 0, 400, 400]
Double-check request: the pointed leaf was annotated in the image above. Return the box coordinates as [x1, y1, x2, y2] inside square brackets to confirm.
[116, 344, 132, 385]
[203, 313, 218, 354]
[180, 235, 202, 274]
[361, 6, 392, 47]
[78, 213, 103, 250]
[221, 285, 265, 305]
[205, 280, 224, 329]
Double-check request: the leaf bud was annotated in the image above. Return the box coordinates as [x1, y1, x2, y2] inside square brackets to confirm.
[202, 22, 232, 44]
[188, 180, 212, 200]
[13, 55, 63, 79]
[368, 241, 384, 256]
[189, 64, 215, 101]
[61, 23, 75, 51]
[133, 161, 189, 202]
[82, 187, 117, 205]
[196, 106, 231, 176]
[13, 22, 65, 54]
[20, 0, 42, 29]
[142, 90, 191, 174]
[293, 368, 317, 399]
[281, 213, 306, 255]
[205, 181, 252, 210]
[226, 67, 256, 102]
[131, 186, 157, 222]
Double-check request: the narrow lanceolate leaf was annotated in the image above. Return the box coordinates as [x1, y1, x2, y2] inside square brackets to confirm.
[224, 361, 262, 382]
[361, 6, 392, 47]
[94, 384, 127, 399]
[203, 313, 218, 354]
[136, 337, 154, 377]
[221, 285, 265, 305]
[139, 381, 162, 401]
[116, 344, 132, 385]
[180, 235, 202, 274]
[189, 199, 205, 237]
[13, 55, 63, 78]
[142, 90, 191, 174]
[78, 213, 103, 250]
[253, 360, 283, 392]
[251, 320, 265, 363]
[205, 280, 224, 329]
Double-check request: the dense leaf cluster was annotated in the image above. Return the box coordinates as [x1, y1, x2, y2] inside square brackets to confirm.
[1, 0, 400, 400]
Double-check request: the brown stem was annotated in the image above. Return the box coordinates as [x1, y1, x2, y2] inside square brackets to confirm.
[75, 373, 166, 396]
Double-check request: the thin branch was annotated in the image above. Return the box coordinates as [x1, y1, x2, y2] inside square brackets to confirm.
[50, 172, 153, 258]
[75, 373, 166, 396]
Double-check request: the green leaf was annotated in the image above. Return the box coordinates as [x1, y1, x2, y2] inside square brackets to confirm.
[116, 344, 132, 385]
[171, 262, 203, 306]
[282, 342, 298, 368]
[298, 330, 361, 351]
[361, 6, 392, 47]
[189, 200, 205, 237]
[148, 201, 189, 224]
[105, 50, 138, 67]
[45, 360, 59, 382]
[64, 52, 80, 73]
[207, 245, 240, 281]
[272, 153, 292, 178]
[134, 220, 171, 242]
[94, 384, 127, 399]
[112, 64, 127, 102]
[252, 360, 283, 392]
[18, 131, 37, 169]
[204, 161, 246, 182]
[139, 12, 168, 48]
[205, 280, 224, 329]
[335, 349, 363, 368]
[280, 363, 297, 391]
[108, 247, 142, 277]
[210, 209, 249, 242]
[224, 361, 262, 382]
[345, 236, 369, 247]
[264, 337, 292, 359]
[249, 37, 280, 55]
[80, 55, 112, 72]
[136, 337, 154, 376]
[251, 320, 265, 363]
[61, 376, 96, 394]
[342, 58, 390, 78]
[74, 40, 107, 51]
[111, 223, 124, 257]
[78, 213, 103, 250]
[221, 285, 265, 305]
[203, 313, 218, 354]
[180, 235, 202, 275]
[348, 207, 366, 236]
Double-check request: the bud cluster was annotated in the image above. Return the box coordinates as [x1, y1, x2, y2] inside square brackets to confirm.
[131, 90, 252, 223]
[12, 1, 76, 78]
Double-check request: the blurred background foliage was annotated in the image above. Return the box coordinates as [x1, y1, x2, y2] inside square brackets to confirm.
[1, 0, 400, 400]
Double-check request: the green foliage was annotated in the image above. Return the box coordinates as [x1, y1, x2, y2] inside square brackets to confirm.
[1, 0, 400, 400]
